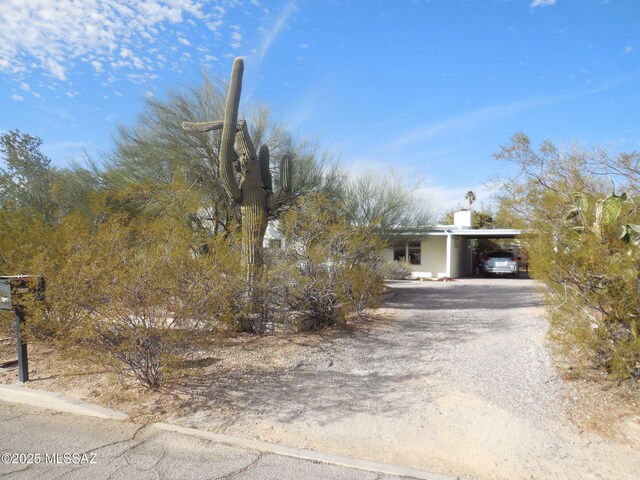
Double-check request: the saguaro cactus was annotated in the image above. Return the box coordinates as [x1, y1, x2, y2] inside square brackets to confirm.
[183, 57, 292, 280]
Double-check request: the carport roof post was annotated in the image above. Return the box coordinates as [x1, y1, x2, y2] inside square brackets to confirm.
[446, 233, 452, 278]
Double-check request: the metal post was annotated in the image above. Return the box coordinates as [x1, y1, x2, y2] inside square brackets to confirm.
[15, 310, 28, 383]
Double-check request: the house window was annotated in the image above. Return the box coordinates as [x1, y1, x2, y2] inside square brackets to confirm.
[268, 239, 282, 249]
[408, 242, 421, 265]
[392, 242, 421, 265]
[393, 245, 406, 262]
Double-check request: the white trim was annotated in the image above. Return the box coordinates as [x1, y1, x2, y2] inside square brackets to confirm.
[445, 234, 452, 278]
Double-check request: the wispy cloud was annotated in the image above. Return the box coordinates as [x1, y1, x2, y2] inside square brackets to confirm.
[530, 0, 557, 7]
[387, 80, 634, 151]
[388, 102, 530, 151]
[256, 0, 297, 65]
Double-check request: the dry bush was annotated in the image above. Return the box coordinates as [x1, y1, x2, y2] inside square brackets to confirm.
[273, 194, 385, 330]
[22, 214, 243, 389]
[381, 260, 413, 280]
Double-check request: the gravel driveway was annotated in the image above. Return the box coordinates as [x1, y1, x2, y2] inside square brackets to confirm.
[175, 277, 640, 480]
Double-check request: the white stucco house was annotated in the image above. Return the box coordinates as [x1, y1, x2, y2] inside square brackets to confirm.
[263, 211, 521, 280]
[380, 210, 521, 279]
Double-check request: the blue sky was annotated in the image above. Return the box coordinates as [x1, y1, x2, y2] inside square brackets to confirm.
[1, 0, 639, 212]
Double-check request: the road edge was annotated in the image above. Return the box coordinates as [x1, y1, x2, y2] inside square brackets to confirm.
[0, 383, 128, 420]
[154, 422, 459, 480]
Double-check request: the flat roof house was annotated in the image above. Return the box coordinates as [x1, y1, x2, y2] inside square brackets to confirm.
[381, 211, 521, 279]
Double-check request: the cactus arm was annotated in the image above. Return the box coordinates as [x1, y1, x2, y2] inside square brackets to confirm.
[182, 120, 247, 132]
[182, 120, 224, 132]
[234, 120, 258, 163]
[258, 144, 273, 194]
[219, 57, 244, 204]
[267, 153, 292, 211]
[280, 153, 292, 192]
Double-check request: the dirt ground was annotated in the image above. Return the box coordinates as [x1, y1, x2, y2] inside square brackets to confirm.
[1, 277, 639, 480]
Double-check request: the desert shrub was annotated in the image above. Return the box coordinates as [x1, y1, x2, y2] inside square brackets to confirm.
[274, 194, 385, 330]
[18, 211, 244, 389]
[381, 260, 414, 280]
[495, 133, 640, 380]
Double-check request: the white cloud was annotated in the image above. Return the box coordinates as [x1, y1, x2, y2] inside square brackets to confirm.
[530, 0, 557, 7]
[91, 60, 104, 73]
[207, 19, 223, 31]
[178, 37, 191, 46]
[11, 94, 24, 101]
[126, 72, 159, 83]
[0, 0, 209, 81]
[231, 31, 243, 49]
[19, 82, 30, 91]
[206, 5, 226, 32]
[624, 45, 633, 55]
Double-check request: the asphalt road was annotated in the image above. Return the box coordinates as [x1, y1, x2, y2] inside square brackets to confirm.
[0, 401, 444, 480]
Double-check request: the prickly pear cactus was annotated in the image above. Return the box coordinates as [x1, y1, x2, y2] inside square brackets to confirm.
[183, 57, 292, 280]
[566, 191, 640, 245]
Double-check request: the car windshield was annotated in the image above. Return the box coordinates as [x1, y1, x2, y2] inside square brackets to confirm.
[488, 251, 513, 258]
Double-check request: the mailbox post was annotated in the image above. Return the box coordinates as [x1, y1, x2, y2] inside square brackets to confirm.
[0, 276, 44, 383]
[14, 309, 28, 382]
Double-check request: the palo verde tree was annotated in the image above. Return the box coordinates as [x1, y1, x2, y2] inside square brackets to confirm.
[494, 132, 640, 379]
[343, 169, 434, 229]
[0, 130, 55, 223]
[183, 57, 292, 280]
[102, 69, 342, 239]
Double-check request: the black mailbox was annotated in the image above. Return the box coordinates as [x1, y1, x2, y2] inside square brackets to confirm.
[0, 276, 45, 311]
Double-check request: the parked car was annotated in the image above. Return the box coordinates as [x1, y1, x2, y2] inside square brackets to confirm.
[483, 251, 521, 278]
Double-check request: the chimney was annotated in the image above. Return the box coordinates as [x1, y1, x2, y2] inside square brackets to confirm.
[454, 210, 473, 229]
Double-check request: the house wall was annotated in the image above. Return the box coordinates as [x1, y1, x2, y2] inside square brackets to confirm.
[450, 236, 472, 277]
[383, 236, 447, 279]
[263, 221, 284, 249]
[420, 236, 447, 278]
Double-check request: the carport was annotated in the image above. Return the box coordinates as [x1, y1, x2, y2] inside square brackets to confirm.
[441, 228, 522, 278]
